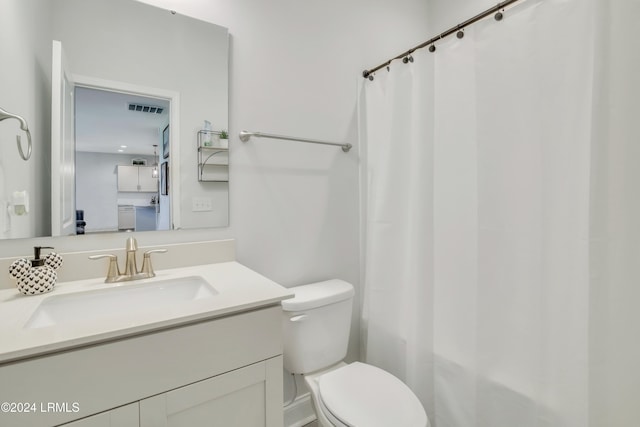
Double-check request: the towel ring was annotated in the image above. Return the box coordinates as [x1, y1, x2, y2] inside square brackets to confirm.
[16, 130, 32, 161]
[0, 106, 33, 161]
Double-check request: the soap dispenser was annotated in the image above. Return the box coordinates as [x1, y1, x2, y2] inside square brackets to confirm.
[9, 246, 63, 295]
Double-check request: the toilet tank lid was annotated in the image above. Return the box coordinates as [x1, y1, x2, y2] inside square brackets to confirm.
[281, 279, 354, 312]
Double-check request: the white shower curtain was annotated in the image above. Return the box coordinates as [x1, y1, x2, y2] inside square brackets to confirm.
[360, 0, 599, 425]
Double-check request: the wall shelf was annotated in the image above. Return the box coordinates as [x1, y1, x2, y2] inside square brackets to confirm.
[197, 130, 229, 182]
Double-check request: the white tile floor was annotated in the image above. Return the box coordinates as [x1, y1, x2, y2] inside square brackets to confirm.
[303, 421, 318, 427]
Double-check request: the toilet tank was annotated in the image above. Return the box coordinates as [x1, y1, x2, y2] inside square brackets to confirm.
[281, 280, 355, 374]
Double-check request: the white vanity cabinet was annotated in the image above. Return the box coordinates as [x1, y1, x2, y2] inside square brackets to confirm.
[60, 404, 138, 427]
[140, 357, 282, 426]
[60, 358, 281, 427]
[0, 306, 284, 427]
[117, 165, 157, 192]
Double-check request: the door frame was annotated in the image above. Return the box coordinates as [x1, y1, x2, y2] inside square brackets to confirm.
[51, 40, 76, 236]
[71, 75, 181, 230]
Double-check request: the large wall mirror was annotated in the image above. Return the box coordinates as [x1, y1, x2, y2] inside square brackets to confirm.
[0, 0, 229, 240]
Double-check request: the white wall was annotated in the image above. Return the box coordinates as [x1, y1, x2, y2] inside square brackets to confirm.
[0, 0, 52, 239]
[427, 0, 496, 32]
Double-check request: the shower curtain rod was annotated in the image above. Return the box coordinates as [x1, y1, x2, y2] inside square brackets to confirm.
[362, 0, 522, 79]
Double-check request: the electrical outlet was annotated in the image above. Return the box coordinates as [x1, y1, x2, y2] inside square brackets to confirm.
[192, 197, 213, 212]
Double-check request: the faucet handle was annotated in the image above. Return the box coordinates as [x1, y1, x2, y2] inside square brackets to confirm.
[141, 249, 168, 277]
[89, 254, 120, 283]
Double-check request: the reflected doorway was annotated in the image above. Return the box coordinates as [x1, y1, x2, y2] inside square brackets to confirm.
[74, 87, 171, 234]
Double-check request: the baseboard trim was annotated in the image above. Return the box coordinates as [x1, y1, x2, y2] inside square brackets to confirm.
[284, 392, 317, 427]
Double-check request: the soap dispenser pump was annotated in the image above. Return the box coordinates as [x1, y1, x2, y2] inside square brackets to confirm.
[9, 246, 63, 295]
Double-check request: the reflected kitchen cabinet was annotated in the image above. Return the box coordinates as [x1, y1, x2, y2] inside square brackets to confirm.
[117, 166, 158, 192]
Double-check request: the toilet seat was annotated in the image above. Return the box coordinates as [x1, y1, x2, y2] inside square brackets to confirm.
[317, 362, 428, 427]
[317, 397, 349, 427]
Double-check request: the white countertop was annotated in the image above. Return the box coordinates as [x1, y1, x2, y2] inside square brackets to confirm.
[0, 262, 293, 364]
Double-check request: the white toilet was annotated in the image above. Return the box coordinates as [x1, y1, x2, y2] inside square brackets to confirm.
[282, 279, 429, 427]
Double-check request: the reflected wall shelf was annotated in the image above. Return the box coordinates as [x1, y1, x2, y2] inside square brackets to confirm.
[197, 130, 229, 182]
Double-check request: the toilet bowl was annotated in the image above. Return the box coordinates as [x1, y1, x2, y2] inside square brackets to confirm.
[305, 362, 428, 427]
[281, 280, 429, 427]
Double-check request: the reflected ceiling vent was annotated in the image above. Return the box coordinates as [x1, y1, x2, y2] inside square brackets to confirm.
[128, 103, 164, 114]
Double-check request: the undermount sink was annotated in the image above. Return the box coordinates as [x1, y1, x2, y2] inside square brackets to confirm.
[24, 276, 218, 329]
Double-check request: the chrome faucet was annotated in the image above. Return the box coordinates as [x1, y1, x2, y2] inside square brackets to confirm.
[89, 237, 167, 283]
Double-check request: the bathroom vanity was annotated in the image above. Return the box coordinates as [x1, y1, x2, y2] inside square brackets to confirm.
[0, 260, 292, 427]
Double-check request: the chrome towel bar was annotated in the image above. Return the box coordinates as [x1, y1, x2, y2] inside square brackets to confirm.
[239, 130, 352, 152]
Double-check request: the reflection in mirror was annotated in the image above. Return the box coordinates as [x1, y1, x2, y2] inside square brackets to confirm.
[75, 87, 171, 234]
[0, 0, 229, 240]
